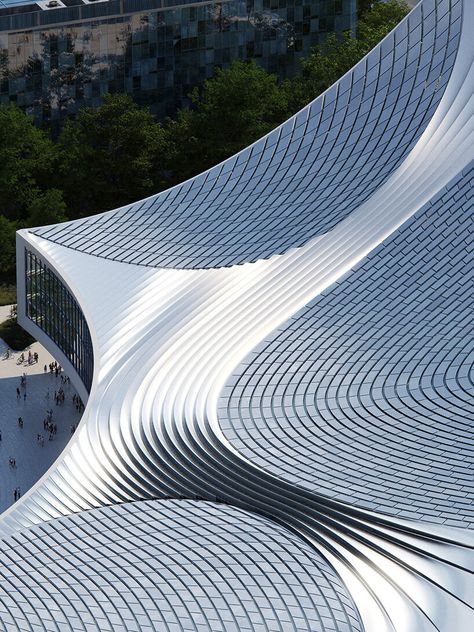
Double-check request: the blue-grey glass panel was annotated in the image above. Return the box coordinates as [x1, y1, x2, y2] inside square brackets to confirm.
[0, 499, 363, 631]
[25, 250, 94, 391]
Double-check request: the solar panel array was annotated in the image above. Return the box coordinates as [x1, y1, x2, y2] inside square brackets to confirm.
[34, 0, 461, 269]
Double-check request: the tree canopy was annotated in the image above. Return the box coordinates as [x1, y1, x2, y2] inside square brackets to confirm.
[58, 94, 170, 217]
[0, 106, 59, 223]
[0, 0, 410, 281]
[0, 216, 17, 280]
[285, 0, 410, 111]
[167, 61, 288, 178]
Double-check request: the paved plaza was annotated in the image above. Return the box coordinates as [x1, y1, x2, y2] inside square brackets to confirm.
[0, 307, 83, 514]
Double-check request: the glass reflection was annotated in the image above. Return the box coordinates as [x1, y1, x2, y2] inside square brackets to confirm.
[25, 250, 93, 391]
[0, 0, 356, 128]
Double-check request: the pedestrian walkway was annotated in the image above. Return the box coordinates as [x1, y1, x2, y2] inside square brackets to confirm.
[0, 306, 83, 514]
[0, 305, 59, 380]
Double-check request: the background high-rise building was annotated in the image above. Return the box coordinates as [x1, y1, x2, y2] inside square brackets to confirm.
[0, 0, 356, 128]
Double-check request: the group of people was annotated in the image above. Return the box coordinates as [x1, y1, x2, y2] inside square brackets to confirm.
[36, 410, 58, 448]
[15, 373, 28, 401]
[72, 394, 84, 413]
[3, 354, 86, 509]
[43, 414, 58, 441]
[44, 361, 62, 377]
[54, 388, 66, 405]
[43, 409, 57, 440]
[16, 350, 38, 366]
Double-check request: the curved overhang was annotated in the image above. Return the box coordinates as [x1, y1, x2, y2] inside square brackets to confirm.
[16, 230, 94, 404]
[32, 0, 464, 269]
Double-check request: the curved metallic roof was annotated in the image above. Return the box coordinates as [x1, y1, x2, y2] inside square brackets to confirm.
[220, 161, 474, 527]
[5, 1, 474, 630]
[0, 499, 363, 632]
[33, 0, 461, 269]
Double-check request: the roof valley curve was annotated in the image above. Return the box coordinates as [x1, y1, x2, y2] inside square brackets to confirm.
[8, 92, 472, 532]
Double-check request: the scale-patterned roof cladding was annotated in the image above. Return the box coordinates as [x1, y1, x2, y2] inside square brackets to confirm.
[220, 162, 474, 528]
[0, 499, 363, 632]
[33, 0, 461, 268]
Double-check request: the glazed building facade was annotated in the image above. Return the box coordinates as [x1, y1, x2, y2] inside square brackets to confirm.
[24, 249, 93, 391]
[0, 0, 356, 127]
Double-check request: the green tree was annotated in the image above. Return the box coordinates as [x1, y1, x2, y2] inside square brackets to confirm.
[166, 61, 289, 180]
[59, 94, 169, 217]
[285, 0, 410, 112]
[360, 0, 410, 30]
[0, 105, 59, 222]
[0, 216, 18, 280]
[163, 108, 201, 183]
[357, 0, 382, 18]
[26, 189, 68, 227]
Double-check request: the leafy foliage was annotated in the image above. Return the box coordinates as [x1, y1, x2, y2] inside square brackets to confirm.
[58, 94, 170, 217]
[0, 216, 18, 281]
[26, 189, 68, 227]
[286, 0, 410, 111]
[0, 106, 59, 223]
[167, 61, 288, 179]
[0, 317, 35, 351]
[0, 1, 410, 279]
[0, 284, 16, 306]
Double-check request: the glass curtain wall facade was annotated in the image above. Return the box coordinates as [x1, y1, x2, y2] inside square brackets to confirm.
[25, 250, 93, 391]
[0, 0, 356, 128]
